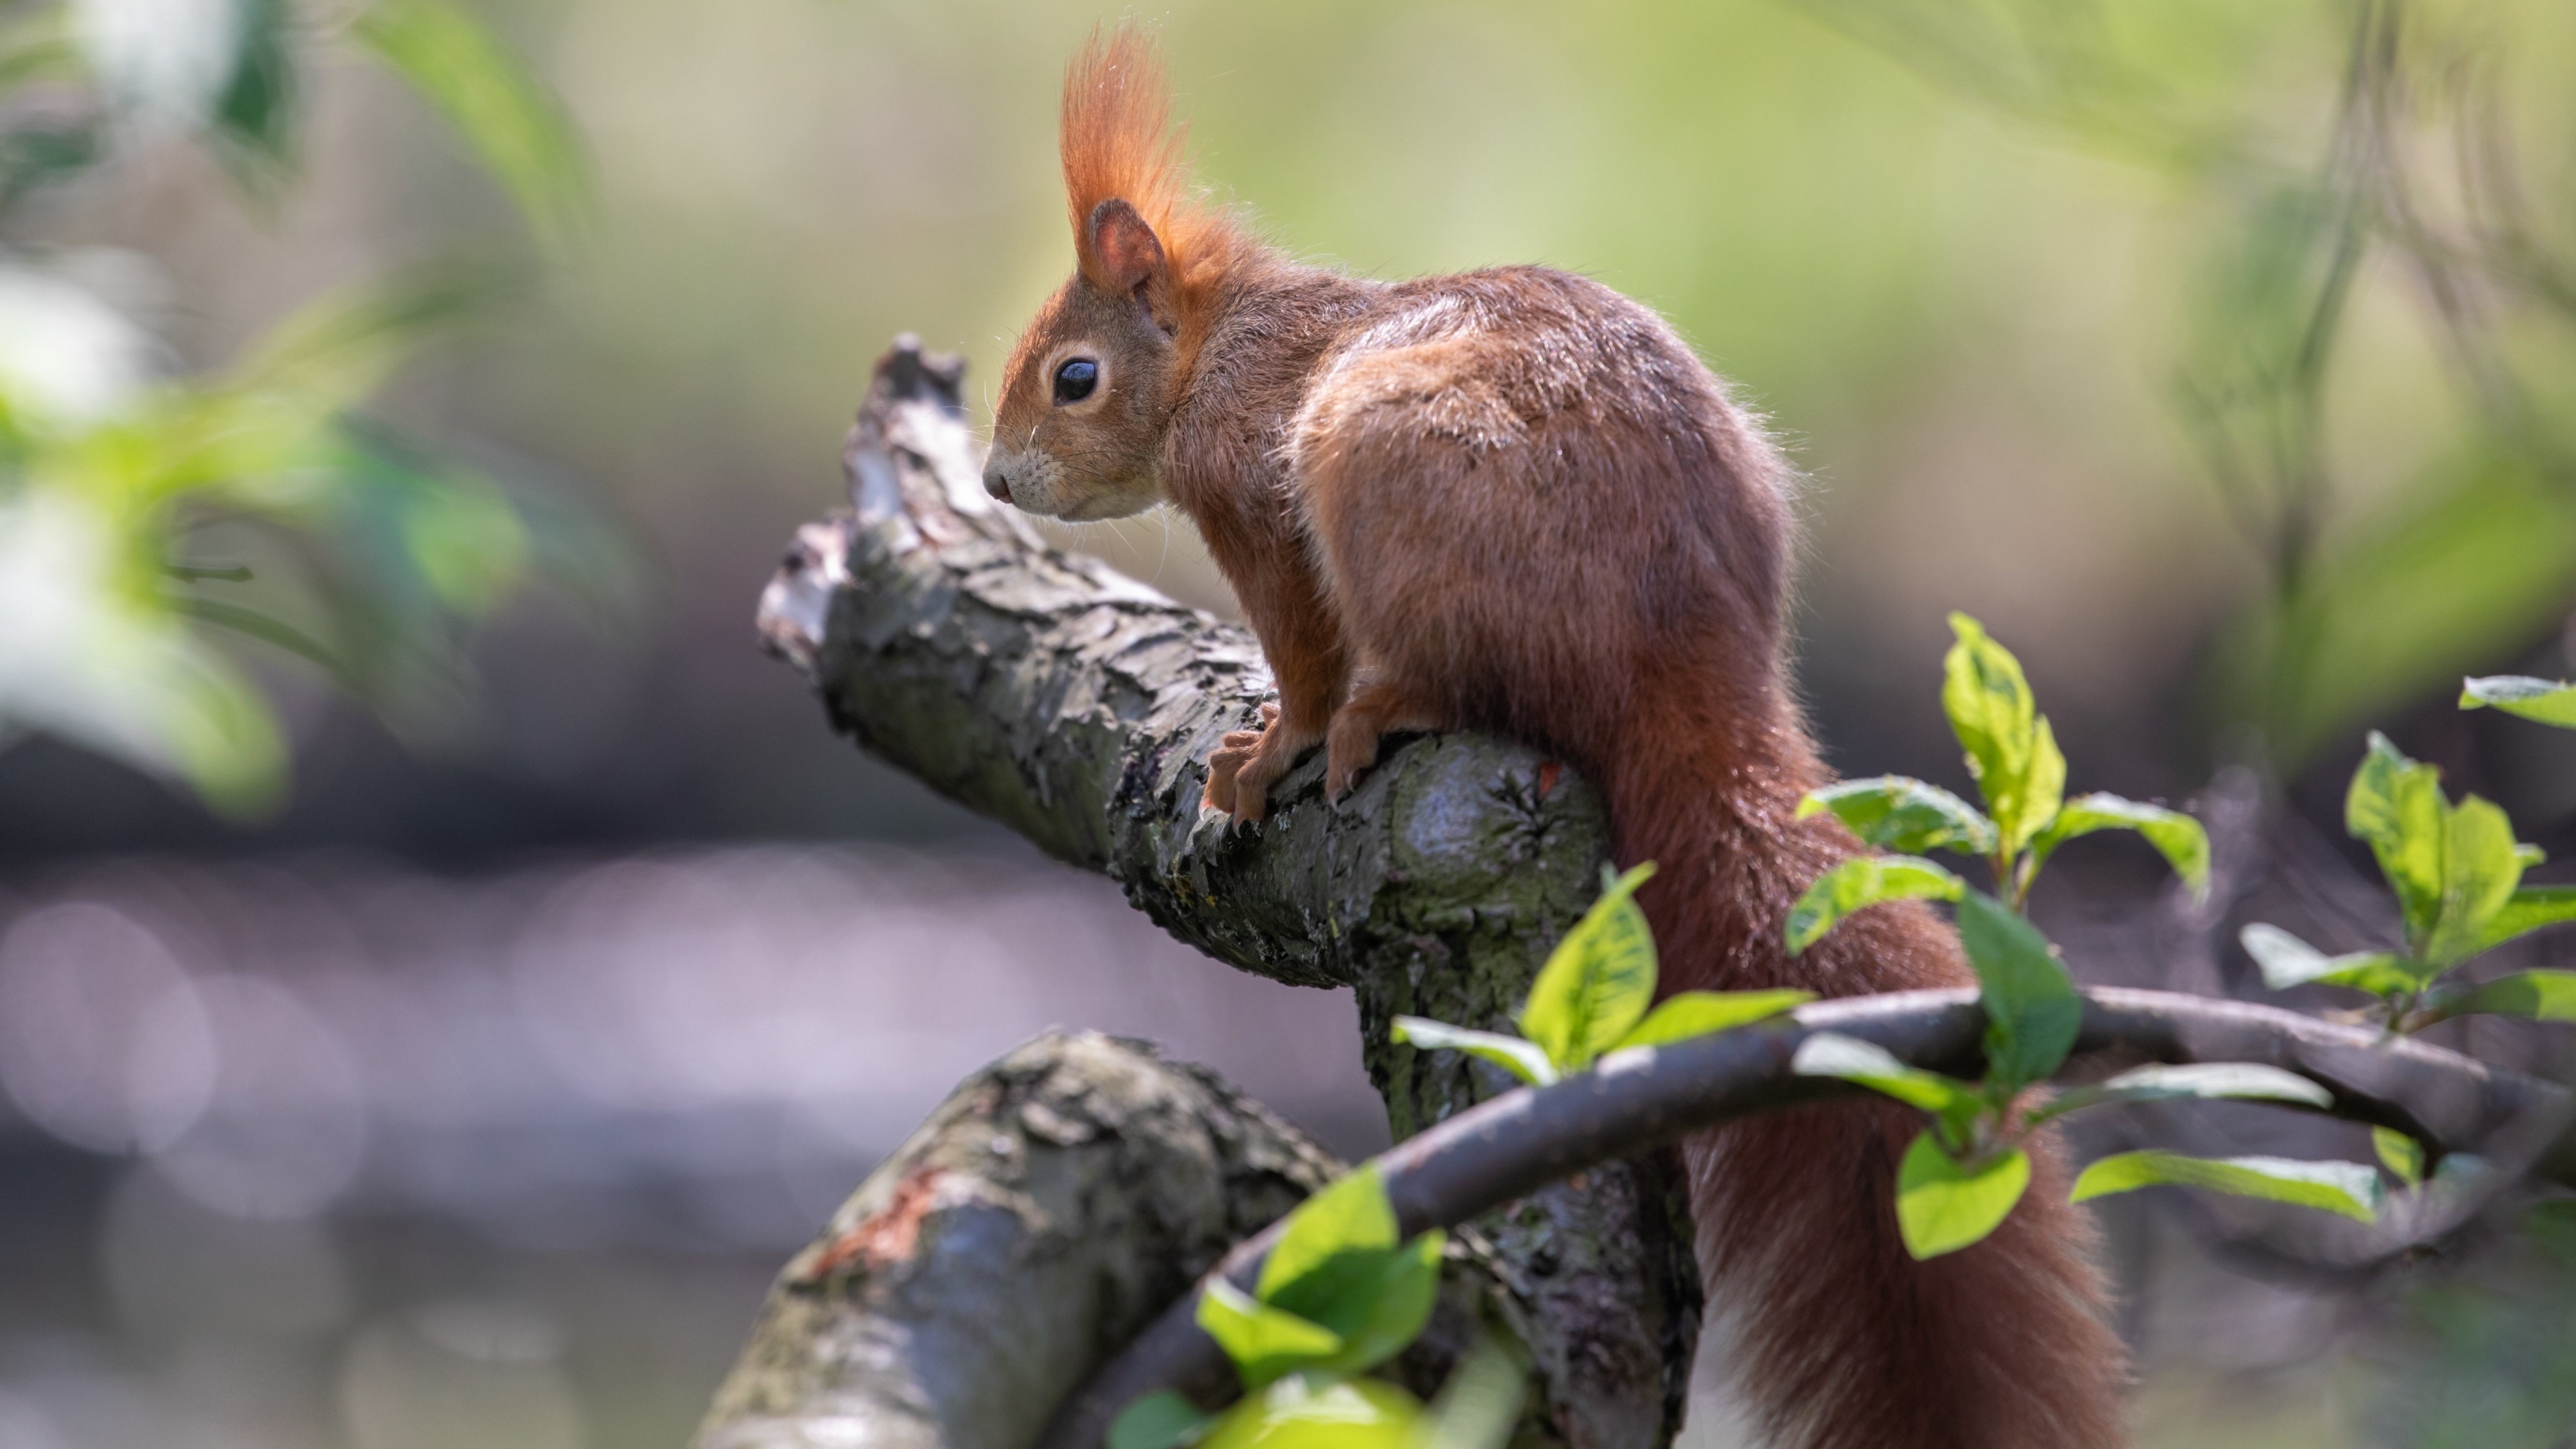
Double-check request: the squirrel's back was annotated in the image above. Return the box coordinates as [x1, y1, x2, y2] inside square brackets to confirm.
[1280, 264, 1794, 750]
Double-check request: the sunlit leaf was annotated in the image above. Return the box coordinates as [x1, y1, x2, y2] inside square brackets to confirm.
[2347, 732, 2447, 949]
[1796, 775, 1998, 856]
[392, 466, 529, 615]
[1613, 989, 1813, 1051]
[1896, 1132, 2031, 1259]
[1195, 1281, 1342, 1390]
[1293, 1232, 1444, 1382]
[2424, 795, 2528, 968]
[1783, 853, 1963, 955]
[1519, 862, 1658, 1072]
[2373, 1128, 2424, 1187]
[1390, 1016, 1556, 1088]
[0, 488, 287, 815]
[354, 0, 590, 249]
[2033, 1062, 2331, 1125]
[2031, 792, 2210, 901]
[2445, 971, 2576, 1023]
[1258, 1167, 1399, 1302]
[1254, 1167, 1446, 1383]
[1108, 1391, 1215, 1449]
[2460, 675, 2576, 729]
[1790, 1032, 1982, 1136]
[2465, 887, 2576, 958]
[2069, 1150, 2381, 1222]
[1198, 1377, 1424, 1449]
[2237, 922, 2416, 995]
[1957, 891, 2080, 1089]
[1941, 614, 2064, 853]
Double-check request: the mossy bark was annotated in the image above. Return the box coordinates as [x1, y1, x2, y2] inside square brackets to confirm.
[696, 1032, 1555, 1449]
[751, 339, 1698, 1445]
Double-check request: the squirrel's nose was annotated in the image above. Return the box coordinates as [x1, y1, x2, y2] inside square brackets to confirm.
[982, 458, 1013, 502]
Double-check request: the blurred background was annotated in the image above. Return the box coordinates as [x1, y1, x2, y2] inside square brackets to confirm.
[2, 0, 2573, 1445]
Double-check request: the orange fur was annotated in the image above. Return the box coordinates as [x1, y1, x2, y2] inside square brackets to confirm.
[1061, 26, 1244, 343]
[983, 32, 2130, 1446]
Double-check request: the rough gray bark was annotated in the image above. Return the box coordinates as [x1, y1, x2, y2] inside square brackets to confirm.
[756, 339, 1695, 1444]
[694, 1032, 1551, 1449]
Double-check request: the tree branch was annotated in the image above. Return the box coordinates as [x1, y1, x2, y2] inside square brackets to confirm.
[759, 338, 1695, 1443]
[693, 1032, 1547, 1449]
[1039, 985, 2576, 1449]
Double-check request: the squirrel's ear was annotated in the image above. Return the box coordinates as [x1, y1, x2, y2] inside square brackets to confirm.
[1087, 198, 1167, 297]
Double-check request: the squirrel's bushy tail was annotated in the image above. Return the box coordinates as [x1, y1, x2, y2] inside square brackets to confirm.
[1589, 675, 2129, 1449]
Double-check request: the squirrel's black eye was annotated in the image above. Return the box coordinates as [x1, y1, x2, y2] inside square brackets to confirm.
[1053, 358, 1099, 405]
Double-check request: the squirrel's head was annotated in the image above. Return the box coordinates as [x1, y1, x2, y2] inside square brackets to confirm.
[984, 199, 1183, 519]
[983, 25, 1241, 520]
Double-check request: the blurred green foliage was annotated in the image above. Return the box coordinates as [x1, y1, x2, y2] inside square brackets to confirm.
[1805, 0, 2576, 765]
[0, 0, 596, 813]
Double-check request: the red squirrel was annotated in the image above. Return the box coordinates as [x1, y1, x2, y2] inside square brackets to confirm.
[981, 28, 2127, 1449]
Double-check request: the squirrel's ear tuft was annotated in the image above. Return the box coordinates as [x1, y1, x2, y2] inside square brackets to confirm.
[1089, 199, 1167, 295]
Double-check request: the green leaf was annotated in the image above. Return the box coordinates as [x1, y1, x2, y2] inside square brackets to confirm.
[354, 0, 591, 250]
[1783, 854, 1964, 955]
[1254, 1167, 1446, 1382]
[2069, 1150, 2382, 1222]
[1941, 614, 2064, 853]
[2033, 1062, 2332, 1126]
[398, 468, 532, 615]
[1292, 1230, 1444, 1382]
[1956, 891, 2081, 1089]
[1195, 1280, 1342, 1389]
[1790, 1032, 1983, 1142]
[1199, 1377, 1424, 1449]
[1896, 1132, 2031, 1259]
[1390, 1016, 1558, 1087]
[2447, 971, 2576, 1023]
[1110, 1392, 1216, 1449]
[2466, 886, 2576, 957]
[2423, 795, 2528, 968]
[2031, 793, 2211, 902]
[209, 0, 297, 179]
[0, 488, 290, 816]
[1796, 775, 1998, 856]
[2346, 733, 2448, 950]
[1613, 990, 1813, 1051]
[1518, 863, 1658, 1073]
[2237, 923, 2419, 996]
[1258, 1167, 1400, 1302]
[1418, 1333, 1526, 1449]
[2372, 1128, 2424, 1187]
[2461, 675, 2576, 729]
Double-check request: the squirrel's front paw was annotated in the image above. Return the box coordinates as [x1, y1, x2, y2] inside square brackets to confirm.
[1201, 704, 1291, 824]
[1202, 730, 1263, 820]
